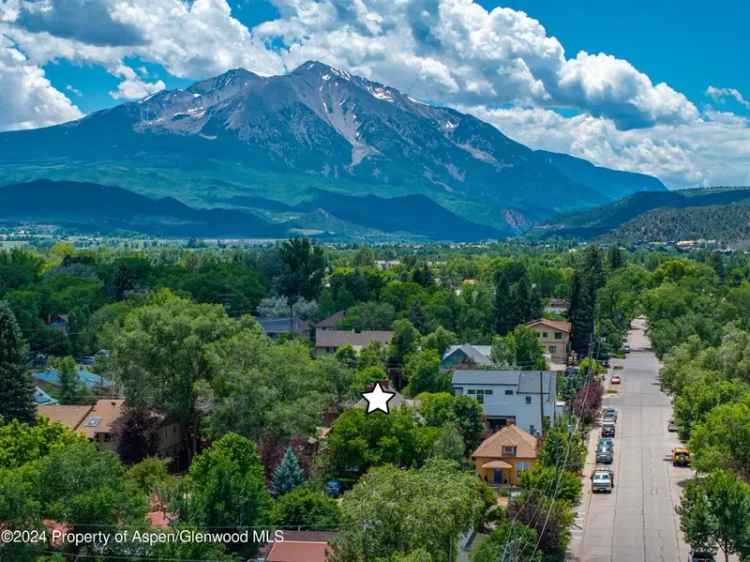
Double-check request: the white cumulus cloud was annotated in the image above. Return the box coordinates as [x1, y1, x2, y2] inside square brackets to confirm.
[706, 85, 750, 110]
[0, 36, 82, 130]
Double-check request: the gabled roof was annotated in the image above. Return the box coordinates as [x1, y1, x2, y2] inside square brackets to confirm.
[79, 399, 126, 439]
[37, 404, 93, 430]
[451, 370, 556, 396]
[315, 310, 346, 329]
[442, 344, 493, 366]
[472, 424, 538, 459]
[315, 329, 393, 348]
[256, 317, 309, 335]
[527, 319, 571, 333]
[266, 532, 336, 562]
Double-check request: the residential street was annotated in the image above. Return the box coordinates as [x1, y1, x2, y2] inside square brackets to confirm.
[569, 318, 692, 562]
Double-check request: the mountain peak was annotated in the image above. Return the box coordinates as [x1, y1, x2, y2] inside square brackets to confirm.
[292, 60, 352, 80]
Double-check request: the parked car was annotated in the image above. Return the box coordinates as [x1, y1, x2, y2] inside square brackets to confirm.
[690, 551, 715, 562]
[591, 469, 615, 493]
[602, 422, 616, 438]
[598, 437, 614, 449]
[602, 407, 618, 420]
[668, 420, 678, 432]
[623, 344, 631, 353]
[673, 447, 691, 467]
[602, 415, 617, 425]
[596, 448, 613, 464]
[610, 374, 621, 384]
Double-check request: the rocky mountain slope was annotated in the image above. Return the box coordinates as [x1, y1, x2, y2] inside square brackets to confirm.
[0, 61, 665, 235]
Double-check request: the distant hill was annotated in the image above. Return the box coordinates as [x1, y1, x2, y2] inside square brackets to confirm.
[532, 188, 750, 239]
[0, 61, 664, 232]
[0, 179, 502, 241]
[602, 203, 750, 243]
[0, 179, 287, 237]
[293, 190, 502, 241]
[536, 150, 666, 200]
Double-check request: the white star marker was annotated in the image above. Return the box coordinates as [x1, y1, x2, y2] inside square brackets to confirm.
[361, 382, 396, 414]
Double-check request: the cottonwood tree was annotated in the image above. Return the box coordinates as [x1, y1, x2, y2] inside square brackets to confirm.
[678, 470, 750, 562]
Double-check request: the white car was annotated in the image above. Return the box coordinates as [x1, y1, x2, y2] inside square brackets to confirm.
[592, 469, 614, 493]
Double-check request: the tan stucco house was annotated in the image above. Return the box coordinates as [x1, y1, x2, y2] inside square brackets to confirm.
[472, 424, 538, 485]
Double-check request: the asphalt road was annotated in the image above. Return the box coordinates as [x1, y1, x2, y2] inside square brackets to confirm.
[569, 318, 692, 562]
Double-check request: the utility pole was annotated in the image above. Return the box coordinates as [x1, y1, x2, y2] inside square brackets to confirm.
[539, 369, 545, 435]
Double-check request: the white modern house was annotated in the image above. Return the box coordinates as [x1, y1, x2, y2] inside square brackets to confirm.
[451, 370, 564, 436]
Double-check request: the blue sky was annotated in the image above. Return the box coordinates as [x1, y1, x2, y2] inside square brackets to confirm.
[1, 0, 748, 187]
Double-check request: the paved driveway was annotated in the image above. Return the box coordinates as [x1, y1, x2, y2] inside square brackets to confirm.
[569, 318, 692, 562]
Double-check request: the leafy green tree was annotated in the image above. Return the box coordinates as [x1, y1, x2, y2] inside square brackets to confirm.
[39, 441, 149, 538]
[335, 343, 358, 369]
[108, 292, 250, 461]
[404, 349, 452, 396]
[690, 398, 750, 480]
[177, 433, 271, 551]
[0, 301, 35, 424]
[271, 485, 341, 529]
[491, 325, 546, 370]
[537, 419, 586, 473]
[56, 356, 88, 405]
[125, 457, 172, 495]
[338, 302, 396, 330]
[0, 417, 83, 469]
[326, 408, 424, 477]
[390, 319, 420, 363]
[430, 423, 465, 462]
[677, 470, 750, 562]
[519, 466, 582, 504]
[420, 326, 457, 357]
[470, 520, 542, 562]
[353, 246, 376, 267]
[417, 392, 485, 453]
[272, 447, 305, 495]
[506, 490, 574, 558]
[333, 460, 486, 562]
[201, 333, 335, 444]
[674, 376, 749, 441]
[278, 238, 326, 318]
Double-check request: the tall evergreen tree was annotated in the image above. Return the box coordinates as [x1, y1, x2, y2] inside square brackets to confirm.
[58, 356, 86, 405]
[0, 301, 35, 424]
[493, 268, 514, 335]
[583, 245, 606, 290]
[272, 446, 305, 496]
[606, 246, 625, 271]
[568, 271, 595, 357]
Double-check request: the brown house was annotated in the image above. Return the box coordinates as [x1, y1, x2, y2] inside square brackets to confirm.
[472, 424, 538, 485]
[38, 399, 183, 459]
[527, 319, 571, 365]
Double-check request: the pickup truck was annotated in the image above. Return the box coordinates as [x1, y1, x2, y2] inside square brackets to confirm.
[592, 469, 615, 493]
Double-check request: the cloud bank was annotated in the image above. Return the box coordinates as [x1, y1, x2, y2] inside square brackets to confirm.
[0, 0, 748, 186]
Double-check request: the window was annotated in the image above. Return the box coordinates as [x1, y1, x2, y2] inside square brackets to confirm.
[555, 331, 563, 340]
[502, 446, 517, 457]
[454, 387, 463, 395]
[548, 345, 556, 353]
[529, 425, 536, 435]
[469, 389, 493, 404]
[525, 396, 532, 404]
[504, 389, 514, 396]
[542, 331, 549, 338]
[516, 460, 530, 472]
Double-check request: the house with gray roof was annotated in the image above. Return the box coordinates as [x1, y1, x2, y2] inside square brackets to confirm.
[441, 344, 493, 370]
[452, 370, 563, 436]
